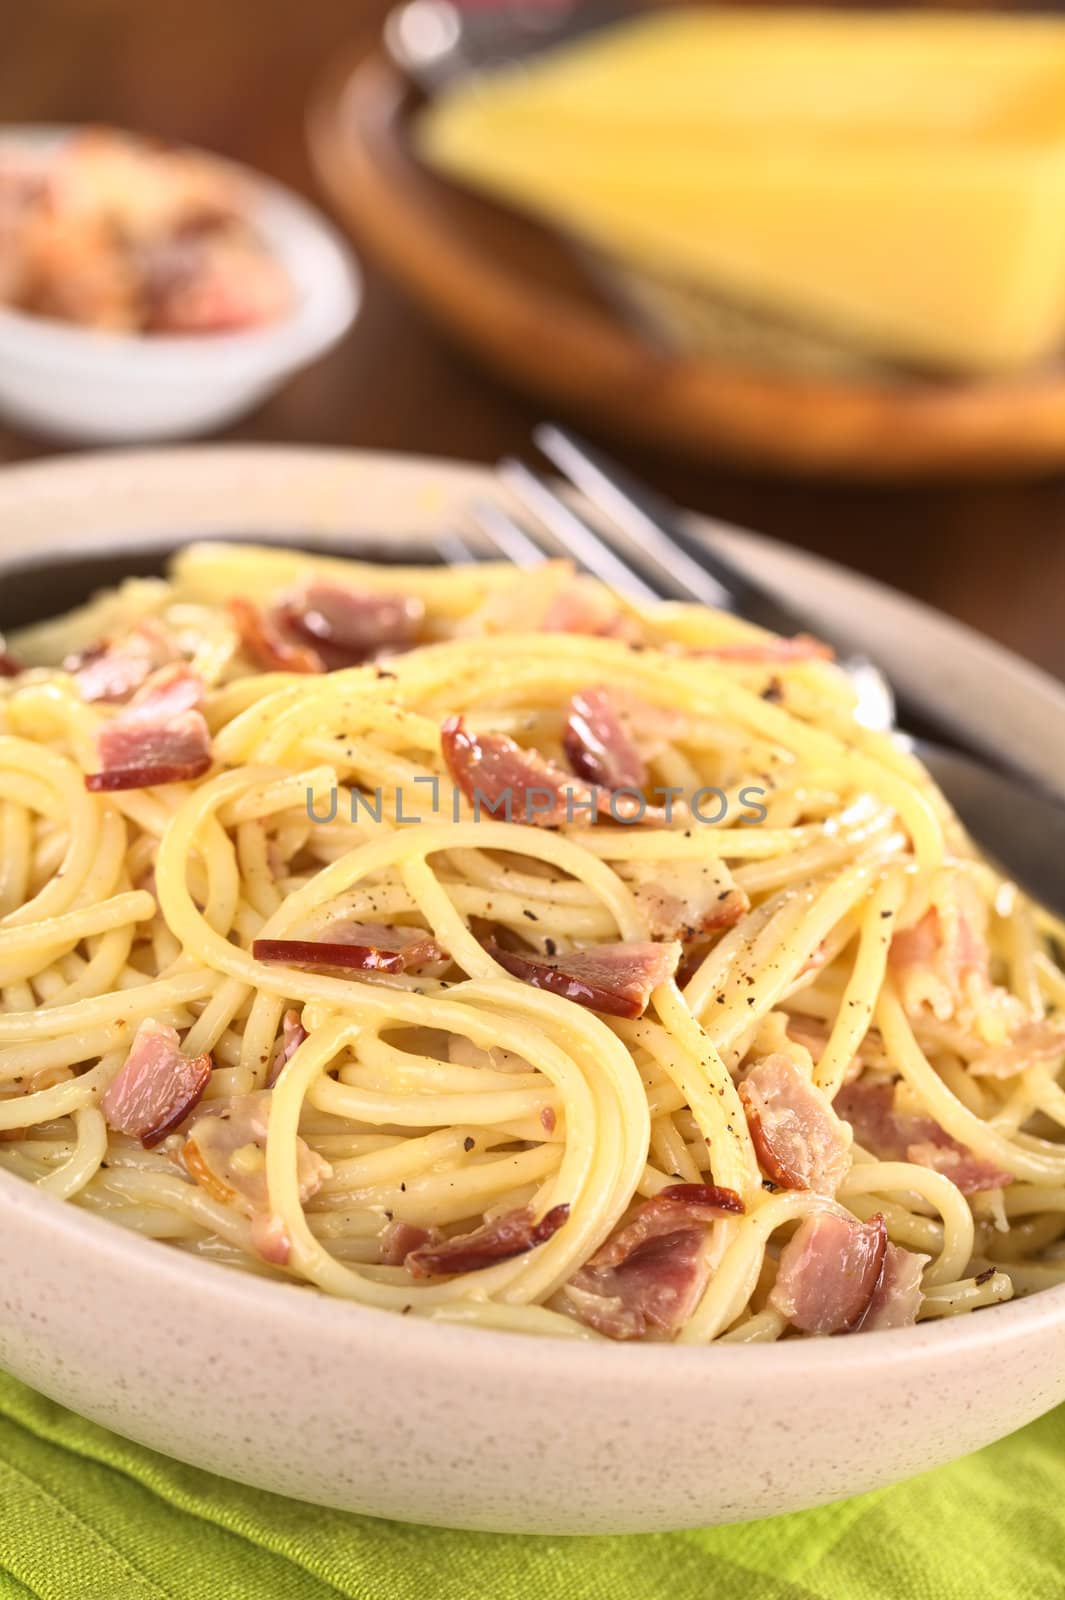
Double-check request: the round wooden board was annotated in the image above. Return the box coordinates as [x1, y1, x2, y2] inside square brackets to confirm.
[308, 45, 1065, 480]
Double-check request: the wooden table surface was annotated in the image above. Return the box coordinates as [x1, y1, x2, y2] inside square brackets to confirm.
[2, 0, 1064, 681]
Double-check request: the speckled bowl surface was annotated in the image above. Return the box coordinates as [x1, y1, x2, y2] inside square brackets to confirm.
[0, 446, 1062, 1535]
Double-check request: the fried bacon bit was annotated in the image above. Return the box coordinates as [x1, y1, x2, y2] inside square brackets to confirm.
[65, 618, 182, 703]
[180, 1091, 330, 1224]
[86, 661, 212, 790]
[266, 1009, 307, 1087]
[739, 1054, 851, 1196]
[253, 921, 447, 977]
[278, 579, 424, 669]
[227, 597, 323, 675]
[101, 1018, 211, 1148]
[442, 715, 594, 827]
[695, 633, 833, 663]
[562, 1186, 744, 1340]
[486, 938, 680, 1019]
[968, 1019, 1065, 1080]
[834, 1075, 1013, 1195]
[563, 687, 645, 789]
[624, 859, 748, 942]
[379, 1218, 434, 1266]
[769, 1212, 889, 1335]
[540, 1106, 557, 1135]
[403, 1202, 570, 1278]
[863, 1244, 929, 1331]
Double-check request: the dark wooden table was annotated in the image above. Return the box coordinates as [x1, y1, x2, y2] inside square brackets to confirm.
[2, 0, 1063, 680]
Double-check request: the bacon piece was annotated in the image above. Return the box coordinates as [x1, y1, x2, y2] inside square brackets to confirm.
[227, 597, 323, 675]
[266, 1009, 307, 1087]
[563, 1185, 744, 1340]
[863, 1243, 928, 1331]
[66, 619, 182, 703]
[968, 1020, 1065, 1080]
[563, 688, 645, 789]
[486, 938, 680, 1019]
[442, 715, 594, 828]
[379, 1218, 433, 1266]
[625, 859, 748, 942]
[278, 579, 424, 669]
[403, 1202, 570, 1278]
[141, 227, 292, 334]
[695, 634, 833, 663]
[101, 1018, 211, 1148]
[769, 1212, 888, 1335]
[253, 921, 447, 977]
[181, 1091, 330, 1219]
[834, 1075, 1012, 1195]
[86, 662, 212, 791]
[739, 1054, 851, 1196]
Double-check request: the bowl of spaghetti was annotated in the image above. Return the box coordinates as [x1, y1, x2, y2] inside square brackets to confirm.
[0, 446, 1062, 1533]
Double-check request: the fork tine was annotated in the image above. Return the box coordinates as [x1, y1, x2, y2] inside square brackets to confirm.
[534, 424, 729, 609]
[434, 530, 478, 566]
[497, 459, 662, 605]
[469, 499, 548, 569]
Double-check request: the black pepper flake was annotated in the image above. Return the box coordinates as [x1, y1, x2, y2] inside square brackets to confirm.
[761, 676, 784, 704]
[880, 909, 894, 919]
[746, 996, 756, 1006]
[523, 910, 539, 922]
[762, 1179, 781, 1193]
[400, 1181, 406, 1192]
[463, 1136, 475, 1152]
[975, 1267, 996, 1287]
[401, 1304, 413, 1315]
[717, 890, 731, 901]
[384, 1209, 394, 1221]
[544, 937, 557, 957]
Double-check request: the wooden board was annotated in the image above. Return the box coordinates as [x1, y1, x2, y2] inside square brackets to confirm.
[308, 45, 1065, 480]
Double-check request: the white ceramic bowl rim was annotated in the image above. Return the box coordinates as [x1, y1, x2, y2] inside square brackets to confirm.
[0, 444, 1063, 1392]
[0, 126, 360, 380]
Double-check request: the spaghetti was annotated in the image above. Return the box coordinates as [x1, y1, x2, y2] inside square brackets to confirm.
[0, 540, 1062, 1342]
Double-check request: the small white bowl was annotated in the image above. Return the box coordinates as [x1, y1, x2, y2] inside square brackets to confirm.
[0, 127, 360, 442]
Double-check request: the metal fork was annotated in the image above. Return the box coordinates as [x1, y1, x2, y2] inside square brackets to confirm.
[439, 428, 1065, 919]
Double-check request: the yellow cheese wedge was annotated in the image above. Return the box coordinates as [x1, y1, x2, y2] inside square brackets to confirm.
[419, 8, 1065, 374]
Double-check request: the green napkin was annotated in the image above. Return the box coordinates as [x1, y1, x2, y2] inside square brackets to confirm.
[0, 1369, 1060, 1600]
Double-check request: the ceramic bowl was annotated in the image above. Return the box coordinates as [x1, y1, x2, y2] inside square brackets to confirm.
[0, 128, 360, 442]
[0, 446, 1062, 1535]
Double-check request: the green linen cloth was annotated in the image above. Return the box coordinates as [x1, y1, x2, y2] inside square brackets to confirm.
[0, 1370, 1060, 1600]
